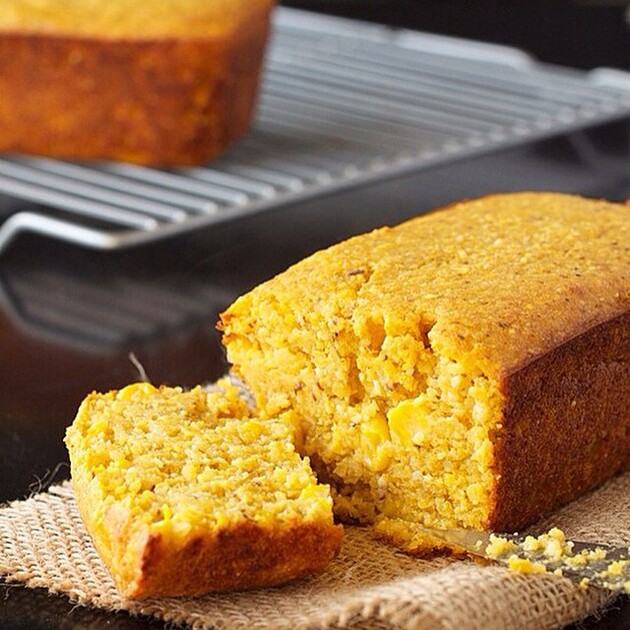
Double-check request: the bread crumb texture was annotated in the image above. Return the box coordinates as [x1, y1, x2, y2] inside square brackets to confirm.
[487, 528, 630, 593]
[65, 379, 341, 598]
[220, 192, 629, 551]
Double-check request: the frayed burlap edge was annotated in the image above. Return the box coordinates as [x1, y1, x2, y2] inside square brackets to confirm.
[1, 473, 628, 630]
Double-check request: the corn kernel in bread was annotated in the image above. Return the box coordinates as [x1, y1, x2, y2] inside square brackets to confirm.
[220, 192, 629, 553]
[65, 380, 342, 598]
[0, 0, 275, 165]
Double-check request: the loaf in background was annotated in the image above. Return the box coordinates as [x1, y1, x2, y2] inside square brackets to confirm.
[0, 0, 276, 165]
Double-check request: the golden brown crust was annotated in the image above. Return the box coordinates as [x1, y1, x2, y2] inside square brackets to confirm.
[74, 474, 343, 598]
[489, 311, 630, 531]
[219, 192, 629, 547]
[132, 520, 343, 598]
[0, 6, 272, 165]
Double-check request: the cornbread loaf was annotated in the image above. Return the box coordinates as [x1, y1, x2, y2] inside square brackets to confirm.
[220, 192, 630, 554]
[0, 0, 275, 165]
[64, 380, 342, 598]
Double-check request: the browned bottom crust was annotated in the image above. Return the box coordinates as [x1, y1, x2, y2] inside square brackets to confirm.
[369, 527, 469, 560]
[127, 520, 344, 598]
[74, 476, 343, 599]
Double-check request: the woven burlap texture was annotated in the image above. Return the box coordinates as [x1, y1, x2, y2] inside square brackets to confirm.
[1, 473, 628, 630]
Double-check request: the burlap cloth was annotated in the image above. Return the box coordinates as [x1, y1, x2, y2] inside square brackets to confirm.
[1, 473, 628, 629]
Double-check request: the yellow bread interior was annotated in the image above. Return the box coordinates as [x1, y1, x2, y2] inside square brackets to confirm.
[220, 192, 629, 551]
[65, 379, 338, 594]
[1, 0, 276, 38]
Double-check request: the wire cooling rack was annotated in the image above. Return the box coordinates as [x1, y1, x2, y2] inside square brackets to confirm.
[0, 8, 629, 253]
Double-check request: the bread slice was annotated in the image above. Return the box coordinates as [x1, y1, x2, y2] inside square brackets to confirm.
[219, 192, 629, 553]
[65, 380, 342, 598]
[0, 0, 275, 165]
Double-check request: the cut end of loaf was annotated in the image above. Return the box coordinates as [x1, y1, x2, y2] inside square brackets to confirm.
[222, 294, 502, 551]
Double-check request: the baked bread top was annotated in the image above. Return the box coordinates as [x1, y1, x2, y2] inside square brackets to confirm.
[1, 0, 276, 38]
[65, 380, 342, 597]
[223, 192, 629, 382]
[219, 191, 629, 546]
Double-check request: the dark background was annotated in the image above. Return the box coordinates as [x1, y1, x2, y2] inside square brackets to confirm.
[1, 1, 628, 628]
[284, 0, 630, 71]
